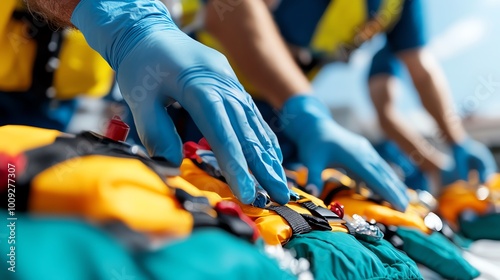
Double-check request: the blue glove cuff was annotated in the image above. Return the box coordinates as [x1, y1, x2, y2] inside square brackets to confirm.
[71, 0, 176, 70]
[280, 95, 334, 143]
[281, 95, 330, 118]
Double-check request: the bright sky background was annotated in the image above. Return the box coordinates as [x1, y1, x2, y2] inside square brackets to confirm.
[313, 0, 500, 137]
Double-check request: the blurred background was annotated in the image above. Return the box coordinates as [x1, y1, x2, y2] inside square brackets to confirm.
[311, 0, 500, 164]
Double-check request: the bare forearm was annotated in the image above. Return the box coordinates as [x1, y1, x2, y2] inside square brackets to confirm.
[25, 0, 80, 27]
[380, 108, 446, 171]
[399, 49, 466, 144]
[370, 75, 448, 171]
[205, 0, 311, 108]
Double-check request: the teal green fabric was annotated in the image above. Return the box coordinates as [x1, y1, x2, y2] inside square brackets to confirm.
[459, 213, 500, 241]
[0, 215, 145, 280]
[356, 239, 421, 278]
[284, 231, 422, 280]
[0, 214, 294, 280]
[396, 227, 480, 280]
[137, 230, 296, 280]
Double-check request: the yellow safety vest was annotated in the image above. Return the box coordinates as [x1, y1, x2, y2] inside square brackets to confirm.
[310, 0, 403, 59]
[0, 0, 114, 99]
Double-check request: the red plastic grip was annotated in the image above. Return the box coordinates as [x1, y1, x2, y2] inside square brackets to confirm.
[105, 116, 130, 142]
[328, 201, 345, 219]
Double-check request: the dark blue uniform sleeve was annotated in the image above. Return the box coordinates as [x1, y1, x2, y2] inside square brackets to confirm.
[369, 0, 426, 78]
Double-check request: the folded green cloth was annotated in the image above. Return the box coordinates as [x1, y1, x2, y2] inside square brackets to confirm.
[138, 229, 296, 280]
[459, 213, 500, 241]
[284, 231, 422, 280]
[396, 227, 480, 280]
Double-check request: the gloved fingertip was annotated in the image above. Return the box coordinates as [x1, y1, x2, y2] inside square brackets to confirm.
[151, 151, 183, 167]
[220, 159, 258, 205]
[265, 166, 290, 205]
[250, 153, 290, 205]
[375, 177, 409, 212]
[264, 180, 290, 205]
[289, 189, 300, 201]
[237, 175, 258, 205]
[151, 155, 181, 167]
[238, 188, 257, 205]
[262, 173, 290, 205]
[393, 198, 409, 212]
[271, 189, 290, 205]
[396, 183, 410, 211]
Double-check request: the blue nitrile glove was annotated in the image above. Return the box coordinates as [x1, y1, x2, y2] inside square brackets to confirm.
[452, 137, 497, 183]
[439, 163, 460, 187]
[374, 141, 430, 191]
[71, 0, 289, 205]
[280, 95, 409, 211]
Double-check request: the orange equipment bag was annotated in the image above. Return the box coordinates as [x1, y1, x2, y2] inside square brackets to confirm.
[0, 125, 257, 241]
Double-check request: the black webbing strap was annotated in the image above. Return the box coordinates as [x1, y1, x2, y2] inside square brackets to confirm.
[300, 213, 332, 231]
[300, 200, 344, 224]
[268, 205, 312, 235]
[175, 188, 211, 206]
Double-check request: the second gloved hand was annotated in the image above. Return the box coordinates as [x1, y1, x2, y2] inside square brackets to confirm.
[71, 0, 289, 205]
[280, 95, 409, 211]
[452, 137, 497, 183]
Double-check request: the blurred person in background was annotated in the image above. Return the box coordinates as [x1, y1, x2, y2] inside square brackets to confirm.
[364, 1, 497, 190]
[0, 0, 115, 131]
[194, 0, 497, 194]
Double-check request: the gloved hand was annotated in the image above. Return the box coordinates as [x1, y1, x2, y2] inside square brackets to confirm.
[374, 141, 430, 191]
[452, 138, 497, 183]
[439, 164, 460, 187]
[280, 95, 409, 211]
[71, 0, 289, 205]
